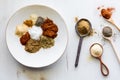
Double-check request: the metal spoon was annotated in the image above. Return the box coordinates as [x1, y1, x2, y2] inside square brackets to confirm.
[75, 18, 92, 67]
[102, 26, 120, 63]
[90, 43, 109, 76]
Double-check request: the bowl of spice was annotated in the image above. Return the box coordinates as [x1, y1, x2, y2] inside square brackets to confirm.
[6, 4, 68, 68]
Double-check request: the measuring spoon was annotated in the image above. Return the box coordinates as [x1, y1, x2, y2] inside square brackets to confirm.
[90, 43, 109, 76]
[75, 18, 92, 67]
[102, 26, 120, 63]
[101, 9, 120, 31]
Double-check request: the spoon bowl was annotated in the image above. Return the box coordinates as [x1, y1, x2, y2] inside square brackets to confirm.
[102, 26, 112, 40]
[90, 43, 103, 58]
[75, 18, 92, 37]
[75, 18, 92, 67]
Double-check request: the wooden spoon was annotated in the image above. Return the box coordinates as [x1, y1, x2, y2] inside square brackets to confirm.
[102, 27, 120, 63]
[90, 43, 109, 76]
[107, 18, 120, 31]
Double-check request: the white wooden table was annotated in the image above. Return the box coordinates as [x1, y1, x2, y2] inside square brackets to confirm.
[1, 0, 120, 80]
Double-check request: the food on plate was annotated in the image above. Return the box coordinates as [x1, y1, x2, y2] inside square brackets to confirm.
[41, 18, 58, 32]
[40, 35, 54, 48]
[41, 18, 58, 38]
[15, 24, 29, 37]
[30, 14, 38, 25]
[15, 14, 58, 53]
[35, 16, 44, 26]
[43, 30, 57, 38]
[24, 20, 33, 27]
[77, 20, 90, 35]
[48, 25, 58, 32]
[25, 39, 41, 53]
[20, 32, 30, 45]
[28, 26, 43, 40]
[101, 8, 114, 19]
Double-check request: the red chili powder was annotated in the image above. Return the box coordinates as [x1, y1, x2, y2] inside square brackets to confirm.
[101, 7, 115, 19]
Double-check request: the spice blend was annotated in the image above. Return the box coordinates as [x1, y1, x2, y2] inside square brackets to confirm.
[15, 14, 58, 53]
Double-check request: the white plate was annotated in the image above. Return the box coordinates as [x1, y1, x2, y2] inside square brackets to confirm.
[6, 4, 68, 68]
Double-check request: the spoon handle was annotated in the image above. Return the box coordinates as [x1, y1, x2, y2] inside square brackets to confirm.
[108, 19, 120, 31]
[109, 40, 120, 63]
[75, 37, 83, 68]
[99, 58, 109, 76]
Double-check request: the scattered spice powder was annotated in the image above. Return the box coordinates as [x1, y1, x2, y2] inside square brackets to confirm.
[75, 17, 79, 23]
[88, 29, 96, 36]
[97, 5, 104, 10]
[97, 7, 101, 10]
